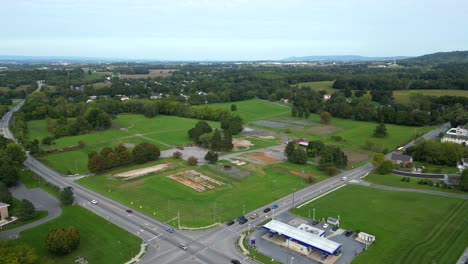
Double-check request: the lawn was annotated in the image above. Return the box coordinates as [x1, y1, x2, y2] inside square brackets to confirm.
[364, 173, 465, 194]
[413, 161, 460, 174]
[394, 89, 468, 104]
[11, 206, 142, 264]
[19, 170, 61, 197]
[78, 159, 327, 227]
[291, 185, 468, 264]
[294, 81, 336, 93]
[208, 99, 290, 123]
[26, 120, 51, 142]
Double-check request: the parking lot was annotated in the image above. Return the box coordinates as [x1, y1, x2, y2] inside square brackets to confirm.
[247, 212, 367, 264]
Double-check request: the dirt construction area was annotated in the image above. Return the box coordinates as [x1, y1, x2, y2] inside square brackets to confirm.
[167, 170, 225, 192]
[245, 152, 282, 163]
[114, 163, 175, 180]
[343, 150, 370, 166]
[232, 139, 253, 150]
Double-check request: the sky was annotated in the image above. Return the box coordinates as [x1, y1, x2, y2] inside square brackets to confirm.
[1, 0, 467, 60]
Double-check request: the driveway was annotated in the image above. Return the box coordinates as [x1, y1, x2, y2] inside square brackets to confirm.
[0, 182, 62, 239]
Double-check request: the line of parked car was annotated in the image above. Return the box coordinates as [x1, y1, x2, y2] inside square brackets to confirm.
[227, 204, 278, 227]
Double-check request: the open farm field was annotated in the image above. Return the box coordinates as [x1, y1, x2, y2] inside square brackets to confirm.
[364, 173, 465, 194]
[294, 81, 336, 93]
[11, 205, 141, 264]
[208, 99, 290, 123]
[26, 119, 50, 142]
[250, 111, 432, 153]
[393, 89, 468, 103]
[292, 185, 468, 264]
[78, 159, 327, 227]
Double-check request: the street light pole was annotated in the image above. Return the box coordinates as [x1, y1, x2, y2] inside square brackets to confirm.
[313, 208, 315, 221]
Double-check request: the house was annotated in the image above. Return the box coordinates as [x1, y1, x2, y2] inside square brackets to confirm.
[0, 202, 9, 220]
[120, 96, 130, 101]
[390, 153, 413, 166]
[443, 174, 460, 187]
[457, 158, 468, 172]
[323, 94, 332, 101]
[441, 125, 468, 145]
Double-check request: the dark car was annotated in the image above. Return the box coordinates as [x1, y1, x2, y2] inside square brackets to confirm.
[166, 228, 175, 233]
[65, 186, 73, 190]
[263, 207, 271, 213]
[332, 226, 339, 231]
[271, 204, 278, 209]
[231, 260, 241, 264]
[238, 218, 248, 225]
[126, 209, 133, 214]
[226, 220, 235, 226]
[345, 230, 353, 237]
[311, 220, 319, 225]
[237, 215, 246, 222]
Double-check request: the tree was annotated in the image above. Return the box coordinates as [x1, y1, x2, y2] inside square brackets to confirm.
[372, 153, 386, 167]
[320, 111, 332, 124]
[290, 147, 308, 164]
[0, 163, 20, 187]
[132, 143, 160, 164]
[204, 151, 219, 163]
[187, 156, 198, 166]
[42, 136, 55, 146]
[222, 130, 233, 151]
[16, 199, 36, 220]
[221, 115, 243, 135]
[59, 188, 74, 205]
[0, 242, 39, 264]
[210, 129, 223, 151]
[284, 141, 296, 160]
[188, 121, 212, 143]
[373, 122, 388, 138]
[378, 160, 394, 174]
[319, 145, 348, 169]
[307, 140, 325, 157]
[87, 153, 107, 173]
[6, 143, 26, 166]
[460, 169, 468, 192]
[46, 226, 80, 255]
[0, 182, 12, 204]
[231, 104, 237, 111]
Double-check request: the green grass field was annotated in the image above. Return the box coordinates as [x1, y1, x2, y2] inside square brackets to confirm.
[1, 210, 48, 231]
[11, 206, 141, 264]
[78, 159, 326, 227]
[19, 170, 61, 197]
[26, 120, 51, 142]
[292, 185, 468, 264]
[393, 89, 468, 104]
[208, 99, 290, 123]
[364, 173, 465, 194]
[294, 81, 336, 93]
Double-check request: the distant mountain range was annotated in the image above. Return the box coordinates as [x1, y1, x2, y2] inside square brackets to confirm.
[0, 55, 141, 64]
[282, 55, 411, 62]
[400, 50, 468, 64]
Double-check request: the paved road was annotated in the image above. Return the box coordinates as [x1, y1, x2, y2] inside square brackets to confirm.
[0, 182, 62, 238]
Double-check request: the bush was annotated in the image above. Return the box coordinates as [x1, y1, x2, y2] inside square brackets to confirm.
[330, 136, 343, 142]
[16, 199, 36, 220]
[59, 188, 74, 205]
[187, 156, 198, 166]
[172, 151, 182, 159]
[46, 226, 80, 255]
[204, 151, 219, 163]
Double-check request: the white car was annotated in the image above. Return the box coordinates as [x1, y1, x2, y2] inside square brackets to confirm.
[323, 223, 329, 228]
[179, 243, 187, 250]
[90, 199, 98, 204]
[341, 176, 347, 181]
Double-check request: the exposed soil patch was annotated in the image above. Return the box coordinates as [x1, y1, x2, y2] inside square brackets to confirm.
[232, 139, 253, 151]
[115, 163, 175, 180]
[306, 125, 341, 135]
[123, 142, 135, 148]
[343, 150, 370, 166]
[250, 120, 302, 130]
[245, 152, 282, 163]
[289, 170, 318, 179]
[241, 127, 277, 137]
[167, 170, 225, 192]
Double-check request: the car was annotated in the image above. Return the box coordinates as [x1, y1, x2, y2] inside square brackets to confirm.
[250, 213, 259, 219]
[263, 207, 271, 213]
[238, 218, 248, 225]
[177, 146, 184, 150]
[231, 260, 241, 264]
[226, 220, 235, 226]
[332, 226, 339, 231]
[65, 186, 73, 190]
[126, 209, 133, 214]
[271, 204, 278, 209]
[342, 176, 347, 181]
[323, 223, 329, 228]
[166, 228, 175, 233]
[311, 220, 319, 225]
[90, 199, 98, 204]
[179, 243, 187, 250]
[237, 215, 246, 222]
[345, 230, 353, 237]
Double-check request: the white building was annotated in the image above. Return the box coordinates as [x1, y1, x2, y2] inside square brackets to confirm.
[441, 126, 468, 145]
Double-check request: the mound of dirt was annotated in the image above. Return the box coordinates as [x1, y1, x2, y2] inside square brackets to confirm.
[289, 170, 317, 179]
[115, 163, 175, 180]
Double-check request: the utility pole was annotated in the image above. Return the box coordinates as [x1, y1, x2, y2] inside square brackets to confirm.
[292, 189, 295, 208]
[178, 210, 180, 228]
[213, 201, 216, 224]
[313, 208, 315, 221]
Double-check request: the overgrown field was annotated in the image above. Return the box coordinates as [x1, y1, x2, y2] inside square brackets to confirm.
[209, 99, 290, 123]
[292, 185, 468, 264]
[11, 205, 141, 264]
[393, 89, 468, 103]
[78, 159, 327, 227]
